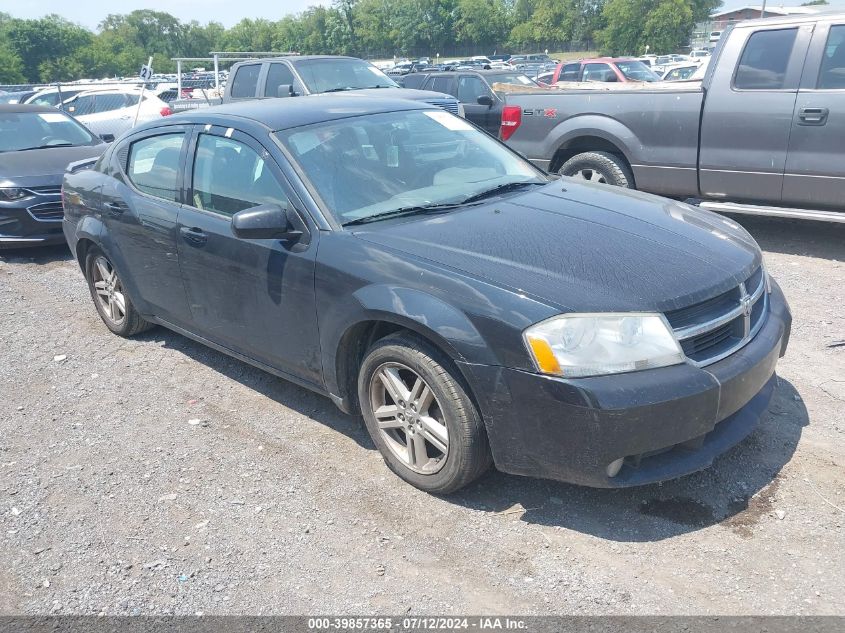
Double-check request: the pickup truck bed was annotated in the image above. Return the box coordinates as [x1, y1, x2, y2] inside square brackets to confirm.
[501, 13, 845, 222]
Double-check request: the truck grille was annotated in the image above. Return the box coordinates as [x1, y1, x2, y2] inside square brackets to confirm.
[425, 99, 460, 116]
[27, 202, 65, 222]
[665, 266, 768, 365]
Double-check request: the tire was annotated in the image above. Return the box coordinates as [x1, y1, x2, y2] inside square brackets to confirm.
[559, 151, 634, 188]
[84, 246, 153, 337]
[357, 333, 492, 494]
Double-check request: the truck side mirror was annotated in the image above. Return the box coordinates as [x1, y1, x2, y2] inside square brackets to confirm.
[276, 84, 296, 98]
[477, 94, 494, 107]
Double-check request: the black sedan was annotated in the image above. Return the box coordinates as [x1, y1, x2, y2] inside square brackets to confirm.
[0, 104, 106, 247]
[62, 96, 791, 493]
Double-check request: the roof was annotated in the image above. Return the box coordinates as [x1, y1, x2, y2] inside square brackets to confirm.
[720, 10, 845, 27]
[163, 94, 433, 132]
[236, 55, 357, 64]
[0, 103, 58, 114]
[711, 5, 821, 18]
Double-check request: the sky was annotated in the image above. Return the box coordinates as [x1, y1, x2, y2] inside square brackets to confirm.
[1, 0, 844, 30]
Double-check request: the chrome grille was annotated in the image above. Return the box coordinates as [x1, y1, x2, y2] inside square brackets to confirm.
[425, 99, 460, 116]
[666, 266, 768, 366]
[27, 202, 64, 222]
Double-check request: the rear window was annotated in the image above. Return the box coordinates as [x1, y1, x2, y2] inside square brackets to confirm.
[127, 133, 184, 201]
[560, 64, 580, 81]
[430, 77, 453, 94]
[734, 28, 797, 90]
[230, 64, 261, 98]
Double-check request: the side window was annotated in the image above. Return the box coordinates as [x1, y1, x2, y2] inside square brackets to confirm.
[126, 133, 184, 201]
[561, 63, 580, 81]
[818, 25, 845, 89]
[264, 63, 295, 97]
[735, 28, 798, 90]
[68, 95, 96, 116]
[94, 94, 127, 114]
[32, 93, 61, 107]
[583, 63, 613, 82]
[230, 64, 261, 98]
[430, 76, 454, 95]
[191, 134, 289, 216]
[457, 76, 490, 103]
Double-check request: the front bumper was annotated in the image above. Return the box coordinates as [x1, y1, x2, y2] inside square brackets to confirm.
[0, 194, 65, 248]
[459, 281, 792, 488]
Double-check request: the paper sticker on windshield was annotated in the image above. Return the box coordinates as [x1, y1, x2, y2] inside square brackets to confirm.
[38, 113, 66, 123]
[424, 110, 473, 131]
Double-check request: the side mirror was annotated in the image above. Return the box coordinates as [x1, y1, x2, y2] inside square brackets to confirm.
[232, 204, 306, 243]
[99, 133, 115, 143]
[276, 84, 296, 98]
[476, 94, 494, 107]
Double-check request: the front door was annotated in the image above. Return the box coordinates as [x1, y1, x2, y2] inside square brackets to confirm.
[176, 127, 322, 386]
[698, 24, 813, 203]
[457, 74, 496, 134]
[782, 21, 845, 210]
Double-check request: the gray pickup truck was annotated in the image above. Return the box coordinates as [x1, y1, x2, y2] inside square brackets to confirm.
[502, 13, 845, 222]
[222, 55, 462, 117]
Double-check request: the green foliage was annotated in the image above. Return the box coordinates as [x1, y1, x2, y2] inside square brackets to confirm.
[1, 0, 717, 83]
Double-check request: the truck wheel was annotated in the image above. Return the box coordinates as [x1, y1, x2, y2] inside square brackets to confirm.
[559, 151, 634, 188]
[357, 333, 492, 494]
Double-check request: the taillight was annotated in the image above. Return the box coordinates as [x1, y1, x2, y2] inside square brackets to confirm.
[160, 107, 173, 117]
[500, 105, 522, 141]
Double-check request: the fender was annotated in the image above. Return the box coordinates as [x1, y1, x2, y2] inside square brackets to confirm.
[72, 214, 105, 261]
[542, 114, 640, 167]
[93, 223, 153, 317]
[321, 284, 499, 399]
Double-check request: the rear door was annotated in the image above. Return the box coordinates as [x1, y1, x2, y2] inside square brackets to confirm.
[99, 126, 193, 324]
[782, 21, 845, 209]
[698, 24, 813, 203]
[176, 127, 322, 385]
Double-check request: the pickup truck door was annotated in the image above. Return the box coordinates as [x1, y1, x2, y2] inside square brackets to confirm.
[782, 21, 845, 209]
[456, 74, 497, 134]
[698, 24, 813, 203]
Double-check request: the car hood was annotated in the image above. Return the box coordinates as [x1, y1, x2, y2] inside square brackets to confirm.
[350, 181, 761, 313]
[0, 144, 106, 184]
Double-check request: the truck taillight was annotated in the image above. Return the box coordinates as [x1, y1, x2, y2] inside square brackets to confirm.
[160, 107, 173, 117]
[500, 106, 522, 141]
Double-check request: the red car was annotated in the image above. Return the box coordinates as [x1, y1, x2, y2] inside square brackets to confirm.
[551, 57, 661, 83]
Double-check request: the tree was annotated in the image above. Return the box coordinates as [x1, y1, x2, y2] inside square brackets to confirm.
[4, 15, 92, 82]
[0, 43, 25, 84]
[598, 0, 704, 55]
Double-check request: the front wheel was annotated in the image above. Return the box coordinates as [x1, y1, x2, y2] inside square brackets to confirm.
[559, 151, 634, 188]
[358, 334, 491, 494]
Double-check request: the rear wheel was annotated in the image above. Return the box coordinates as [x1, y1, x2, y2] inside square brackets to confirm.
[358, 333, 491, 494]
[559, 151, 634, 188]
[85, 247, 153, 337]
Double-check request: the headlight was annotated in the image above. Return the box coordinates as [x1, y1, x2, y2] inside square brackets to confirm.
[0, 187, 29, 201]
[524, 313, 685, 378]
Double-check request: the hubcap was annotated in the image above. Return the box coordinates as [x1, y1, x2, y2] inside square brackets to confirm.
[92, 256, 126, 325]
[569, 168, 608, 184]
[369, 362, 449, 475]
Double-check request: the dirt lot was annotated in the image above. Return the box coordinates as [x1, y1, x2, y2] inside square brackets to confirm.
[0, 216, 843, 616]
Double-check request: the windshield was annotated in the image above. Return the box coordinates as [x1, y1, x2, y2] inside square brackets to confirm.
[0, 110, 98, 152]
[295, 59, 400, 93]
[616, 61, 661, 82]
[276, 109, 546, 225]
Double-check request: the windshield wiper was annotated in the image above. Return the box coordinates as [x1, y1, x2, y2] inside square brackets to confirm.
[17, 143, 75, 151]
[342, 203, 466, 227]
[322, 87, 357, 93]
[460, 181, 545, 204]
[365, 85, 391, 89]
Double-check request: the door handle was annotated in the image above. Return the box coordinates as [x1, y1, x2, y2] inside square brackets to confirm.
[180, 226, 207, 246]
[798, 106, 829, 125]
[104, 201, 128, 215]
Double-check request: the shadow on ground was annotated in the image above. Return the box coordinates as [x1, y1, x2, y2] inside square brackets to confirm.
[0, 244, 73, 265]
[728, 214, 845, 260]
[137, 324, 807, 542]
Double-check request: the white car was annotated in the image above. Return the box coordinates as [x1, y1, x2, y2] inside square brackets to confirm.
[62, 88, 173, 138]
[660, 63, 700, 81]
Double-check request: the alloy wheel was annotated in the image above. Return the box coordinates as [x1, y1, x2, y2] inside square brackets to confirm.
[91, 256, 127, 326]
[369, 362, 449, 474]
[571, 168, 608, 183]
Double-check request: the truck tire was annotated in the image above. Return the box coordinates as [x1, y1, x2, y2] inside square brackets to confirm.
[358, 333, 492, 494]
[559, 151, 634, 188]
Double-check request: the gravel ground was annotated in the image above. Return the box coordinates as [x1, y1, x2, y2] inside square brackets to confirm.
[0, 216, 843, 616]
